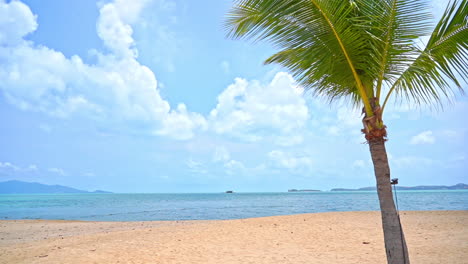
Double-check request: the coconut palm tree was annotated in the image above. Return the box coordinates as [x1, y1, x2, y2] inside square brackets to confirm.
[224, 0, 467, 263]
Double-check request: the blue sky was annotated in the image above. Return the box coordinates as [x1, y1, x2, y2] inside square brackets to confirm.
[0, 0, 466, 192]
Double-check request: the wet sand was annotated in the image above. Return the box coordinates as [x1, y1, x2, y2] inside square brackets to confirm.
[1, 211, 466, 264]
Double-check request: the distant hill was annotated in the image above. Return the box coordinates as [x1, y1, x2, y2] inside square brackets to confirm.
[331, 183, 468, 191]
[0, 180, 112, 194]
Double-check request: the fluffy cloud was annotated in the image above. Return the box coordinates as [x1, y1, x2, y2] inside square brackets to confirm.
[209, 72, 308, 144]
[156, 104, 207, 140]
[97, 0, 151, 57]
[0, 0, 319, 149]
[0, 0, 37, 45]
[0, 0, 314, 144]
[410, 131, 436, 145]
[268, 150, 313, 170]
[0, 0, 204, 139]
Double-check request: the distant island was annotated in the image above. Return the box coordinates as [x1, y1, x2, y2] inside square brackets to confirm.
[331, 183, 468, 191]
[0, 180, 112, 194]
[288, 189, 321, 192]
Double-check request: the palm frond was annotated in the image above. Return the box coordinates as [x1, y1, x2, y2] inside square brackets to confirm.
[225, 0, 377, 112]
[356, 0, 432, 99]
[382, 0, 468, 111]
[225, 0, 467, 114]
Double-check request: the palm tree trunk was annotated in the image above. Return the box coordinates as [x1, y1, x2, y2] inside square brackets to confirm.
[368, 139, 410, 264]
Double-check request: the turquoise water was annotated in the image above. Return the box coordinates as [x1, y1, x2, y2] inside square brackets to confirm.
[0, 191, 467, 221]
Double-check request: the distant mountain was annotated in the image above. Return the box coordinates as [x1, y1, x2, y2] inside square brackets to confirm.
[0, 180, 112, 194]
[331, 183, 468, 191]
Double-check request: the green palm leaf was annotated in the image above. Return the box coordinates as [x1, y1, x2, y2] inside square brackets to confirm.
[382, 0, 468, 111]
[225, 0, 467, 114]
[358, 0, 432, 99]
[225, 0, 377, 113]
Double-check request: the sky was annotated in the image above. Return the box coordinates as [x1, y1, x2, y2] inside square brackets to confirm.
[0, 0, 466, 193]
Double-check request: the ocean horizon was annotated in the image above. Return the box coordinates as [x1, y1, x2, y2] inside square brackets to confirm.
[1, 190, 467, 221]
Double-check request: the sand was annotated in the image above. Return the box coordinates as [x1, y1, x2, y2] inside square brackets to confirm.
[0, 211, 466, 264]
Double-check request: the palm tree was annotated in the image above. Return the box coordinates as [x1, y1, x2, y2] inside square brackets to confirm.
[224, 0, 467, 263]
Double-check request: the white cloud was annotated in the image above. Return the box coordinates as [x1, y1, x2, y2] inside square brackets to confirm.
[0, 0, 37, 45]
[0, 0, 204, 140]
[97, 2, 136, 57]
[48, 167, 66, 176]
[0, 0, 391, 149]
[0, 2, 165, 121]
[268, 150, 313, 170]
[209, 72, 308, 145]
[0, 161, 20, 171]
[156, 104, 207, 140]
[96, 0, 152, 57]
[0, 161, 38, 172]
[410, 131, 435, 145]
[0, 1, 315, 144]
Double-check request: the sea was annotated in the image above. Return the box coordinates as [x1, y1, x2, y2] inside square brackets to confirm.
[0, 191, 467, 221]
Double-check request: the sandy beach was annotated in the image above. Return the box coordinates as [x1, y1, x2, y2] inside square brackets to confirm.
[0, 211, 466, 264]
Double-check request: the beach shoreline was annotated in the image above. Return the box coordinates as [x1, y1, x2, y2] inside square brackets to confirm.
[1, 211, 467, 263]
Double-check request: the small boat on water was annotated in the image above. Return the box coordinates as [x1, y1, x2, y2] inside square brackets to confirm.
[225, 190, 233, 193]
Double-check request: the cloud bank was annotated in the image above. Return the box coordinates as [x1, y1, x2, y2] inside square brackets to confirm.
[0, 0, 308, 144]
